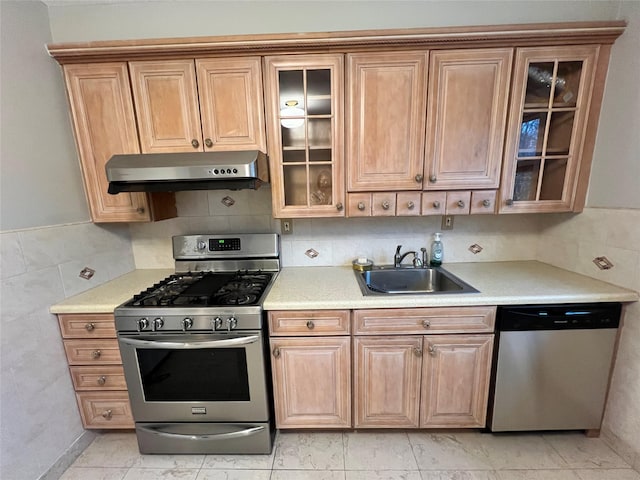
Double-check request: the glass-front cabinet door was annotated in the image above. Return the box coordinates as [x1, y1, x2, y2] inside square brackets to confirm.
[264, 55, 344, 217]
[500, 46, 598, 213]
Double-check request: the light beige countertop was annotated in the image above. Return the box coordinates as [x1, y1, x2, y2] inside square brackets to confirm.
[263, 261, 639, 310]
[50, 262, 638, 315]
[50, 269, 173, 314]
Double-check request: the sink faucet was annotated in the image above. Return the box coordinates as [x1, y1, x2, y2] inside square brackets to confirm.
[394, 245, 423, 268]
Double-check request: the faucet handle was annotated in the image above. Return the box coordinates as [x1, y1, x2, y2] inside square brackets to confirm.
[396, 245, 402, 253]
[420, 247, 428, 267]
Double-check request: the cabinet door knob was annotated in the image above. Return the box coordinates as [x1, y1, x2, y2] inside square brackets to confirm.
[381, 201, 390, 210]
[506, 198, 514, 206]
[191, 139, 200, 149]
[432, 201, 441, 209]
[482, 199, 491, 207]
[413, 346, 423, 357]
[91, 350, 101, 359]
[357, 202, 366, 211]
[429, 175, 437, 183]
[422, 319, 431, 329]
[428, 345, 437, 356]
[97, 375, 107, 386]
[204, 138, 213, 148]
[306, 320, 315, 330]
[336, 202, 344, 211]
[102, 409, 113, 420]
[272, 347, 281, 358]
[457, 200, 465, 208]
[84, 322, 95, 331]
[407, 201, 415, 210]
[415, 174, 423, 183]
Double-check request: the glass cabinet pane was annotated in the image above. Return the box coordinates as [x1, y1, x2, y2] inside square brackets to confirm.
[540, 158, 568, 200]
[525, 62, 555, 106]
[308, 118, 331, 148]
[281, 121, 306, 149]
[518, 112, 547, 157]
[278, 71, 304, 109]
[546, 112, 575, 156]
[307, 69, 331, 97]
[553, 61, 583, 107]
[514, 159, 540, 201]
[283, 165, 308, 206]
[309, 166, 333, 205]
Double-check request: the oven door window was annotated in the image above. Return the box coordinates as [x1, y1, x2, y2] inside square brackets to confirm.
[136, 347, 250, 402]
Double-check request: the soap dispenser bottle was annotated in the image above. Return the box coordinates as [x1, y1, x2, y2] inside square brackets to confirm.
[430, 232, 444, 267]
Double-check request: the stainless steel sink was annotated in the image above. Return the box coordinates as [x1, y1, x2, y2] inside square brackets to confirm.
[355, 266, 479, 295]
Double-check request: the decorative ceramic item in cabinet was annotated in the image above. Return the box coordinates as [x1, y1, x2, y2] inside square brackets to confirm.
[347, 52, 428, 192]
[500, 45, 599, 213]
[129, 57, 266, 153]
[424, 48, 512, 190]
[264, 55, 344, 218]
[63, 63, 176, 223]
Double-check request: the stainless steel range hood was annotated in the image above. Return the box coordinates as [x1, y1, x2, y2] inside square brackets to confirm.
[106, 151, 269, 194]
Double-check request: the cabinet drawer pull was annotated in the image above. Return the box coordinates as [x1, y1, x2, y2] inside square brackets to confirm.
[457, 200, 465, 208]
[97, 376, 107, 386]
[422, 320, 431, 329]
[415, 174, 423, 182]
[407, 201, 415, 210]
[413, 346, 423, 357]
[91, 350, 101, 359]
[191, 139, 200, 149]
[272, 347, 281, 358]
[429, 175, 437, 183]
[306, 320, 315, 330]
[336, 202, 344, 211]
[428, 345, 437, 356]
[102, 409, 113, 420]
[381, 201, 390, 210]
[357, 202, 366, 211]
[204, 138, 213, 148]
[84, 322, 95, 331]
[432, 201, 441, 209]
[482, 199, 491, 207]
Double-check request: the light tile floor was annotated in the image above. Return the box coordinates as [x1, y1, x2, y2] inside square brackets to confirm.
[60, 431, 640, 480]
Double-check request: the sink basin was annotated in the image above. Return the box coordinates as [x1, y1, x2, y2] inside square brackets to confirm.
[355, 266, 479, 295]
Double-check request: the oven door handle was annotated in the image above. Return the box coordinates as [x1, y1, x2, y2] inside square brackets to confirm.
[138, 424, 265, 440]
[118, 335, 260, 349]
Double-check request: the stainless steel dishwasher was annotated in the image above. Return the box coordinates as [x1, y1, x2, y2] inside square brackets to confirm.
[489, 303, 621, 432]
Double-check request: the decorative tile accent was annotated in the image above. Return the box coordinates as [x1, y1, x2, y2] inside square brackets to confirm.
[469, 244, 483, 254]
[221, 196, 236, 207]
[305, 248, 319, 259]
[593, 256, 614, 270]
[79, 267, 95, 280]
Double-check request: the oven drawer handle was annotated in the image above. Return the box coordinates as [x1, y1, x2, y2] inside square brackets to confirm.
[138, 424, 265, 441]
[118, 335, 260, 349]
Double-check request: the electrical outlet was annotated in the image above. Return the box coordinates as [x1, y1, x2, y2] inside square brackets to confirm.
[441, 215, 454, 230]
[281, 219, 293, 235]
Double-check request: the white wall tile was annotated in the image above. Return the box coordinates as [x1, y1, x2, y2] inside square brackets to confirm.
[0, 231, 26, 278]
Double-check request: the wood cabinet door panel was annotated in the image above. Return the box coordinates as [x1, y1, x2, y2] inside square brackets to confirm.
[425, 49, 512, 190]
[70, 365, 127, 391]
[270, 337, 351, 428]
[64, 63, 150, 222]
[130, 59, 202, 153]
[76, 391, 134, 429]
[63, 339, 122, 365]
[354, 336, 421, 428]
[347, 52, 428, 191]
[58, 313, 116, 339]
[420, 334, 493, 427]
[269, 310, 350, 336]
[196, 57, 266, 151]
[353, 307, 496, 335]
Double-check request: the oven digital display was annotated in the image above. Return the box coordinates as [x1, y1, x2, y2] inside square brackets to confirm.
[209, 238, 241, 251]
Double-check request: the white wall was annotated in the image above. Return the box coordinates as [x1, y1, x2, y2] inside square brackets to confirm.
[0, 0, 88, 231]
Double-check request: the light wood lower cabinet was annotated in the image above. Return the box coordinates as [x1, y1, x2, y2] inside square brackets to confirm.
[57, 313, 133, 429]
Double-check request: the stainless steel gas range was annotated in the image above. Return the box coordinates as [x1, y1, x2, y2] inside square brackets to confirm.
[114, 233, 279, 454]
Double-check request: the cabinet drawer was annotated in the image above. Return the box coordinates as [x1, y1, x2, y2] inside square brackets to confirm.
[353, 306, 496, 335]
[471, 190, 497, 214]
[58, 314, 116, 338]
[445, 191, 471, 215]
[421, 192, 447, 216]
[64, 339, 122, 365]
[372, 193, 396, 216]
[269, 310, 350, 336]
[396, 192, 422, 216]
[69, 365, 127, 390]
[348, 193, 372, 217]
[76, 391, 134, 429]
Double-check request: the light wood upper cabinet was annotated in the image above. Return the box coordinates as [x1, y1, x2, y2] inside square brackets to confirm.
[420, 334, 493, 428]
[129, 60, 202, 153]
[63, 63, 175, 223]
[425, 49, 512, 190]
[499, 45, 600, 213]
[347, 52, 428, 192]
[264, 54, 345, 218]
[130, 57, 266, 154]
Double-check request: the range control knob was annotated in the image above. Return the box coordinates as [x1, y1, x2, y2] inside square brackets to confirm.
[136, 317, 149, 332]
[181, 317, 193, 331]
[226, 316, 238, 331]
[212, 316, 223, 331]
[196, 240, 207, 251]
[152, 317, 164, 331]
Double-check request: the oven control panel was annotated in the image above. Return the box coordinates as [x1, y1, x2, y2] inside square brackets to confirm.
[209, 238, 241, 251]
